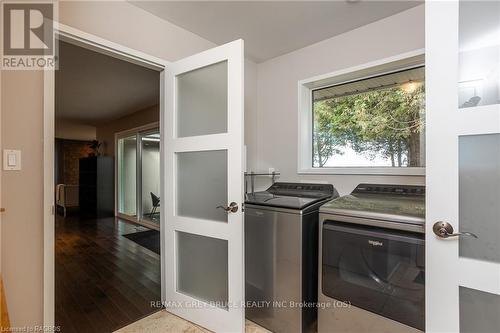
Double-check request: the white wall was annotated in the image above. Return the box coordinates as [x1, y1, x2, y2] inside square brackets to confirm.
[245, 59, 259, 171]
[59, 1, 216, 62]
[250, 5, 425, 195]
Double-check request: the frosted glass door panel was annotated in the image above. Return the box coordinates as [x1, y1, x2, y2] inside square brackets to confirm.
[459, 134, 500, 263]
[460, 287, 500, 333]
[177, 150, 227, 222]
[176, 231, 228, 308]
[459, 0, 500, 108]
[118, 135, 137, 217]
[177, 61, 228, 137]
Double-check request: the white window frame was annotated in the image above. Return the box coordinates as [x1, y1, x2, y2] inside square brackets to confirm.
[298, 49, 426, 176]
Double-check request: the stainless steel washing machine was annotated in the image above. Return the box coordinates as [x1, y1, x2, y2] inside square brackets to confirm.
[245, 182, 339, 333]
[318, 184, 425, 333]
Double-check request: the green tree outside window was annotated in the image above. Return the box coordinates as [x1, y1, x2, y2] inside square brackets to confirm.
[313, 82, 425, 167]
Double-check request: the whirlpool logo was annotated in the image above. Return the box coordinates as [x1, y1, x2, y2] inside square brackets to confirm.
[368, 240, 383, 246]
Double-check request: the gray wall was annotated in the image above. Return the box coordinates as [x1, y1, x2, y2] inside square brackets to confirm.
[55, 119, 96, 141]
[96, 105, 160, 157]
[250, 5, 426, 195]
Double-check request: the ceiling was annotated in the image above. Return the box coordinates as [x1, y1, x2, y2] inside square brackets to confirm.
[131, 0, 422, 62]
[56, 41, 160, 125]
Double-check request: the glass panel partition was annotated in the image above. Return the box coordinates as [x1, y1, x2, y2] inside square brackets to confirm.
[117, 128, 161, 227]
[117, 135, 137, 217]
[177, 150, 228, 223]
[141, 131, 161, 224]
[177, 61, 228, 137]
[459, 134, 500, 263]
[176, 231, 228, 308]
[460, 287, 500, 332]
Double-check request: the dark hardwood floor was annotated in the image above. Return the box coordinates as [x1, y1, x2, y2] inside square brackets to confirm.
[55, 214, 161, 333]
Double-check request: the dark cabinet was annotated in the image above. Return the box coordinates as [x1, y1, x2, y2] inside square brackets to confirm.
[79, 156, 114, 218]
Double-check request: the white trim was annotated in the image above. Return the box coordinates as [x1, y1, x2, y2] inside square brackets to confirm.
[458, 258, 500, 296]
[300, 49, 425, 89]
[425, 3, 460, 331]
[298, 167, 425, 176]
[56, 23, 166, 71]
[297, 49, 426, 176]
[43, 23, 169, 328]
[456, 104, 500, 136]
[159, 69, 166, 302]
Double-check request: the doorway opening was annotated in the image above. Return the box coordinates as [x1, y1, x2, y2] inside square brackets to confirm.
[116, 125, 161, 230]
[53, 38, 163, 332]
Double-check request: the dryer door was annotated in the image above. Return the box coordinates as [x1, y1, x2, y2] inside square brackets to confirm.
[322, 221, 425, 330]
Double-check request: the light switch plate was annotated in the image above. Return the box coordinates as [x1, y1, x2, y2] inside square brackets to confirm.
[3, 149, 21, 170]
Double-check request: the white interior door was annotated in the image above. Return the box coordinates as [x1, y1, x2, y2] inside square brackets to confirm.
[426, 1, 500, 332]
[164, 39, 245, 333]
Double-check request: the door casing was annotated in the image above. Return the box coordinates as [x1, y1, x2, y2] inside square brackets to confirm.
[43, 22, 169, 327]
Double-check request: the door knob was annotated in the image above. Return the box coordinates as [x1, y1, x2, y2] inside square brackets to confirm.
[432, 221, 478, 239]
[216, 202, 238, 213]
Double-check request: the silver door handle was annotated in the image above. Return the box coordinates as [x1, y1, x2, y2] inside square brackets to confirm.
[216, 202, 238, 213]
[432, 221, 478, 239]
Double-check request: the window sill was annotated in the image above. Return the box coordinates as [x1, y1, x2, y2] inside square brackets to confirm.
[297, 167, 425, 176]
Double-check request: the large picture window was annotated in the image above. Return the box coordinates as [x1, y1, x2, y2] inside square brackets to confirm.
[312, 66, 425, 168]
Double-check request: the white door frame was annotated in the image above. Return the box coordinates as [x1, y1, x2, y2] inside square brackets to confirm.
[426, 1, 500, 332]
[43, 22, 169, 327]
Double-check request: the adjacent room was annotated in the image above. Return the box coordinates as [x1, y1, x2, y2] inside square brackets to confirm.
[54, 40, 162, 332]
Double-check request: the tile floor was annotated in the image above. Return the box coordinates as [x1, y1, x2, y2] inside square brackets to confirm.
[115, 310, 271, 333]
